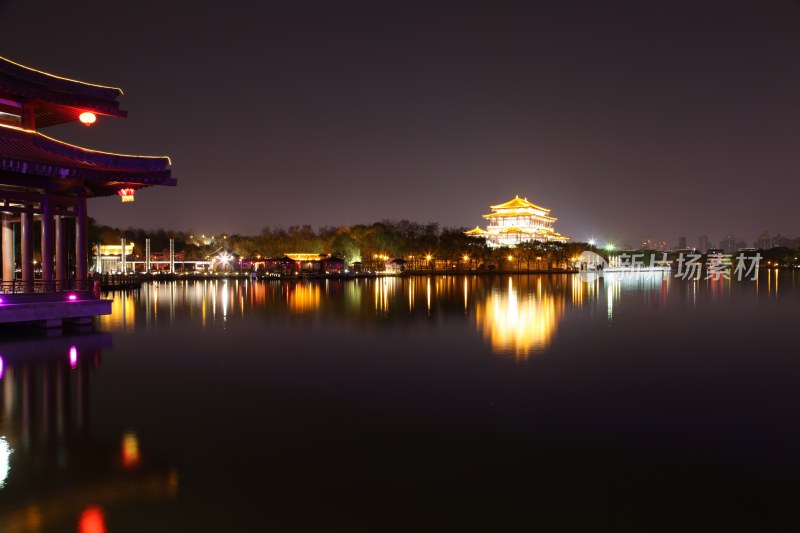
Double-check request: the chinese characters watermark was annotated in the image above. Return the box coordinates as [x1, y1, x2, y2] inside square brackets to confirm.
[577, 252, 761, 282]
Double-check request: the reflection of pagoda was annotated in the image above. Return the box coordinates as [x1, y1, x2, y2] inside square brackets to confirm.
[474, 277, 564, 359]
[465, 196, 569, 247]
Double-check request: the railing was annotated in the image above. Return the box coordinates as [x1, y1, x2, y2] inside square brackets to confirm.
[1, 279, 92, 294]
[97, 273, 144, 290]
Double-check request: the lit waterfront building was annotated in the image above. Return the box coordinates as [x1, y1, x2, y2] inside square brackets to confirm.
[465, 195, 569, 247]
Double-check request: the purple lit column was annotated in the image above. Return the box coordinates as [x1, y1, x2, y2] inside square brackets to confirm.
[2, 213, 13, 283]
[76, 197, 88, 284]
[55, 215, 67, 286]
[21, 210, 33, 290]
[41, 195, 54, 285]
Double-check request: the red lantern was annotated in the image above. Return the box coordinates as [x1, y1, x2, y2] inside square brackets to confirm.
[118, 188, 135, 203]
[79, 112, 97, 126]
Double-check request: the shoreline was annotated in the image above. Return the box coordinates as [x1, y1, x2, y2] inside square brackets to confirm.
[98, 269, 580, 290]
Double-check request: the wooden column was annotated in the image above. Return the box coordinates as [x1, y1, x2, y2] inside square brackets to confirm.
[121, 238, 126, 273]
[55, 215, 67, 286]
[75, 197, 88, 284]
[2, 213, 13, 283]
[41, 195, 54, 286]
[21, 210, 33, 290]
[22, 103, 36, 130]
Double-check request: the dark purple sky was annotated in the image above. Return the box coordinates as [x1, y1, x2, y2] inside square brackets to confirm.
[2, 0, 799, 247]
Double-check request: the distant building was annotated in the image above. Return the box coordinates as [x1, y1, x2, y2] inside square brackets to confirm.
[257, 253, 347, 274]
[772, 234, 790, 248]
[678, 236, 686, 249]
[698, 235, 709, 254]
[465, 195, 569, 247]
[94, 242, 135, 273]
[755, 231, 771, 250]
[209, 247, 241, 272]
[720, 233, 737, 254]
[642, 240, 667, 251]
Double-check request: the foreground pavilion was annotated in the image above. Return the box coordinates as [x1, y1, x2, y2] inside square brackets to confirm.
[0, 55, 174, 292]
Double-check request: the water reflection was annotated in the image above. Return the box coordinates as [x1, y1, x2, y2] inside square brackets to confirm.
[100, 272, 784, 358]
[0, 333, 177, 532]
[475, 277, 564, 359]
[289, 282, 322, 313]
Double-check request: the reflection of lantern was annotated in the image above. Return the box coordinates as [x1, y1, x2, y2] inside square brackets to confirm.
[79, 506, 106, 533]
[79, 111, 96, 126]
[121, 431, 140, 469]
[118, 188, 135, 203]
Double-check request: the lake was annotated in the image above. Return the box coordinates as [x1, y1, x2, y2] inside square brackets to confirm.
[2, 271, 799, 531]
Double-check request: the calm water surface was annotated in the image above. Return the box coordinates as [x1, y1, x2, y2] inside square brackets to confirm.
[2, 272, 800, 531]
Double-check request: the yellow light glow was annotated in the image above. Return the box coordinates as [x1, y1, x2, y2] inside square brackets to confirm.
[289, 283, 321, 313]
[463, 255, 470, 262]
[121, 431, 140, 469]
[507, 255, 514, 261]
[79, 111, 97, 126]
[425, 255, 432, 262]
[474, 278, 563, 359]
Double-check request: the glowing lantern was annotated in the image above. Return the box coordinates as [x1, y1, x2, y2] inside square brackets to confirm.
[118, 188, 135, 203]
[79, 112, 97, 126]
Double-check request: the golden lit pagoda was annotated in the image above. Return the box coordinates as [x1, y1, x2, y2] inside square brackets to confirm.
[466, 195, 569, 247]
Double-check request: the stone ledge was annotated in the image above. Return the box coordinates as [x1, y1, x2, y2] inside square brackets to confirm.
[0, 299, 112, 324]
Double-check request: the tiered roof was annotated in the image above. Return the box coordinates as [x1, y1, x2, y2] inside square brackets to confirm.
[0, 55, 126, 128]
[0, 55, 173, 197]
[483, 195, 556, 221]
[489, 195, 550, 212]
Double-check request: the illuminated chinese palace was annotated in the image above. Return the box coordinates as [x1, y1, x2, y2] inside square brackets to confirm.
[465, 195, 569, 247]
[0, 55, 174, 291]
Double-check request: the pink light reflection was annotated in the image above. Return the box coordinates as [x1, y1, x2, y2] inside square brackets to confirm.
[68, 294, 78, 301]
[69, 346, 78, 368]
[0, 355, 4, 380]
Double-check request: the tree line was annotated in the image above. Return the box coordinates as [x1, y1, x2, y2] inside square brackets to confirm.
[88, 218, 593, 269]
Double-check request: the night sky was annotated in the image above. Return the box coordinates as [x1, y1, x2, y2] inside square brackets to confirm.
[1, 0, 799, 246]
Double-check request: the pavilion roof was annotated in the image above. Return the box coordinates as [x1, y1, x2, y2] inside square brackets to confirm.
[464, 226, 489, 235]
[490, 195, 551, 213]
[0, 55, 127, 127]
[483, 211, 557, 221]
[0, 123, 174, 197]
